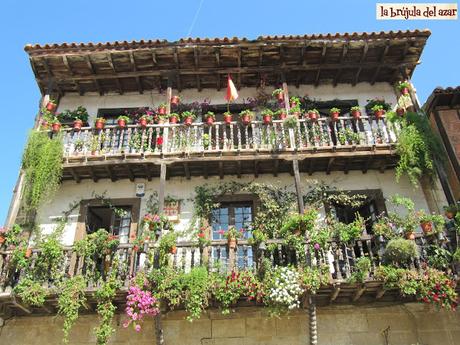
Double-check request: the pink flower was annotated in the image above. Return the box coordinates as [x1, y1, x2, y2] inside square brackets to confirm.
[217, 229, 225, 236]
[314, 243, 321, 251]
[135, 324, 141, 332]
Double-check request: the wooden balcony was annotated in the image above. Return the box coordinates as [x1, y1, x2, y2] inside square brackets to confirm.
[60, 115, 400, 182]
[0, 230, 456, 316]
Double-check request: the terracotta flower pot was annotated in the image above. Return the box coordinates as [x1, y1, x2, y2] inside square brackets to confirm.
[308, 112, 318, 121]
[139, 118, 148, 127]
[223, 114, 232, 124]
[46, 102, 57, 112]
[400, 87, 409, 95]
[263, 115, 272, 124]
[278, 112, 287, 120]
[158, 107, 166, 115]
[291, 111, 301, 119]
[0, 236, 5, 244]
[157, 118, 165, 125]
[95, 120, 105, 130]
[374, 110, 385, 119]
[170, 96, 180, 105]
[330, 112, 340, 121]
[206, 117, 215, 126]
[406, 232, 416, 240]
[276, 92, 284, 103]
[52, 123, 61, 132]
[445, 211, 455, 219]
[73, 120, 83, 131]
[351, 110, 361, 119]
[169, 116, 178, 124]
[396, 108, 406, 117]
[228, 238, 237, 249]
[241, 115, 251, 125]
[290, 102, 298, 109]
[117, 119, 127, 128]
[420, 221, 433, 234]
[184, 117, 193, 126]
[25, 248, 32, 258]
[170, 246, 177, 254]
[133, 245, 139, 252]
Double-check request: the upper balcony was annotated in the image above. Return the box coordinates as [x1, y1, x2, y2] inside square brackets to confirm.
[59, 113, 400, 182]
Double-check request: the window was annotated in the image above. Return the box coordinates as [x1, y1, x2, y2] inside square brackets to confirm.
[210, 198, 255, 269]
[97, 108, 140, 125]
[76, 198, 141, 244]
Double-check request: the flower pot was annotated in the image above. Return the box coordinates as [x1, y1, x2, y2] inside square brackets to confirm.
[241, 115, 251, 125]
[139, 118, 148, 127]
[169, 116, 178, 124]
[291, 111, 301, 119]
[396, 108, 406, 117]
[278, 112, 287, 120]
[351, 110, 361, 120]
[133, 245, 139, 252]
[228, 238, 237, 249]
[95, 120, 105, 130]
[170, 246, 177, 254]
[374, 110, 385, 119]
[158, 118, 165, 125]
[46, 102, 57, 112]
[290, 102, 298, 109]
[117, 119, 127, 128]
[52, 123, 61, 132]
[406, 232, 416, 240]
[420, 221, 433, 235]
[73, 120, 83, 131]
[330, 112, 340, 121]
[206, 117, 215, 126]
[308, 112, 318, 121]
[0, 236, 5, 244]
[263, 115, 272, 125]
[25, 248, 32, 258]
[184, 117, 193, 126]
[400, 87, 410, 95]
[276, 92, 284, 103]
[158, 107, 166, 115]
[293, 228, 301, 236]
[170, 96, 180, 106]
[445, 211, 456, 219]
[223, 114, 232, 124]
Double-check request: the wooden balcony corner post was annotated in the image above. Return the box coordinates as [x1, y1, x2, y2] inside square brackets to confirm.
[282, 80, 296, 149]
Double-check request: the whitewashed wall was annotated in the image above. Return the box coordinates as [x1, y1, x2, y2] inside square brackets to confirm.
[36, 170, 429, 246]
[56, 82, 399, 123]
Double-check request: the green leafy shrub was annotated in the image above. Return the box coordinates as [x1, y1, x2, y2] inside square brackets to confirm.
[383, 238, 418, 266]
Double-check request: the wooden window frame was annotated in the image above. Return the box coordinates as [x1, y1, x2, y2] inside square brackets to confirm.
[75, 197, 141, 243]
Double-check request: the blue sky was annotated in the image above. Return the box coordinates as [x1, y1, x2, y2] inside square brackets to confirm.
[0, 0, 459, 223]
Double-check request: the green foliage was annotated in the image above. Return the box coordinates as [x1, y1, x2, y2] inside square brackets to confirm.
[158, 232, 178, 264]
[348, 257, 371, 284]
[426, 245, 451, 270]
[5, 224, 23, 246]
[94, 269, 121, 345]
[33, 236, 64, 281]
[58, 106, 89, 122]
[333, 214, 365, 243]
[283, 116, 298, 128]
[383, 238, 418, 266]
[239, 109, 255, 119]
[181, 267, 211, 321]
[22, 131, 63, 211]
[58, 276, 87, 343]
[280, 209, 318, 237]
[329, 107, 341, 114]
[13, 276, 47, 307]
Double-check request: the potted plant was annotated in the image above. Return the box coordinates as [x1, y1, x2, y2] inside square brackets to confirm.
[223, 111, 233, 124]
[371, 105, 386, 119]
[290, 96, 301, 109]
[138, 115, 151, 127]
[396, 107, 406, 117]
[290, 106, 301, 118]
[350, 106, 361, 119]
[158, 104, 167, 115]
[397, 81, 411, 95]
[329, 107, 341, 121]
[418, 212, 445, 236]
[159, 232, 178, 257]
[443, 204, 458, 219]
[73, 119, 83, 131]
[204, 111, 216, 125]
[95, 117, 106, 130]
[182, 111, 196, 126]
[272, 88, 284, 102]
[117, 115, 130, 128]
[202, 133, 210, 149]
[168, 113, 180, 124]
[372, 219, 396, 241]
[46, 99, 57, 112]
[261, 109, 273, 124]
[25, 247, 33, 259]
[383, 238, 418, 267]
[275, 109, 287, 120]
[220, 226, 244, 250]
[51, 118, 61, 132]
[307, 109, 319, 121]
[239, 109, 254, 125]
[0, 227, 7, 245]
[170, 95, 181, 106]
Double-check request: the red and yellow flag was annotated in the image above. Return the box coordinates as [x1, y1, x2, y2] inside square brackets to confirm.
[225, 74, 238, 102]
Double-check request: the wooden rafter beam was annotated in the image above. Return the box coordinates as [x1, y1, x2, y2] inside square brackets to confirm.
[106, 53, 123, 94]
[194, 48, 201, 91]
[362, 156, 372, 173]
[254, 160, 259, 178]
[12, 297, 32, 314]
[129, 51, 143, 94]
[105, 166, 116, 182]
[236, 160, 242, 178]
[144, 164, 152, 181]
[84, 55, 103, 95]
[314, 42, 328, 87]
[151, 50, 157, 66]
[330, 284, 341, 302]
[353, 41, 369, 86]
[344, 158, 350, 174]
[89, 167, 98, 182]
[62, 55, 83, 95]
[42, 57, 63, 96]
[203, 162, 208, 179]
[308, 159, 314, 176]
[70, 168, 81, 183]
[376, 287, 386, 299]
[173, 48, 182, 91]
[273, 159, 279, 177]
[219, 161, 224, 179]
[326, 157, 335, 174]
[352, 285, 366, 302]
[371, 40, 390, 85]
[333, 43, 348, 87]
[183, 162, 190, 180]
[236, 47, 242, 90]
[127, 166, 135, 182]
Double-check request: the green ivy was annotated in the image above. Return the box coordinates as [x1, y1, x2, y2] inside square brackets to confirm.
[13, 276, 47, 307]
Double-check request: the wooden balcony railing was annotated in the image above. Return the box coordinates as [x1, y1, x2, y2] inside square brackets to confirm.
[60, 115, 399, 159]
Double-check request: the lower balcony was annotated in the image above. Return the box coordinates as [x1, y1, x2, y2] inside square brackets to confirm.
[59, 115, 400, 182]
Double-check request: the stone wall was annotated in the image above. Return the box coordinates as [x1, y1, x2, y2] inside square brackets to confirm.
[1, 304, 459, 345]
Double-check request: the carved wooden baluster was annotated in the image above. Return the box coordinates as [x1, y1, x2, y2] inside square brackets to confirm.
[190, 247, 196, 269]
[214, 123, 220, 151]
[146, 127, 153, 152]
[277, 243, 284, 265]
[181, 247, 187, 272]
[216, 246, 222, 273]
[230, 123, 235, 151]
[365, 239, 376, 273]
[357, 240, 365, 258]
[244, 125, 249, 150]
[345, 243, 355, 279]
[125, 127, 133, 153]
[237, 124, 242, 151]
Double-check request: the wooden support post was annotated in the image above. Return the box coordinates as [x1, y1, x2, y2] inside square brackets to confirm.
[308, 295, 318, 345]
[292, 160, 304, 213]
[158, 164, 167, 213]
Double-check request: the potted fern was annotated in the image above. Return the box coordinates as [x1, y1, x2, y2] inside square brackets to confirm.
[307, 109, 319, 121]
[204, 111, 216, 125]
[46, 99, 57, 112]
[261, 109, 273, 124]
[95, 117, 106, 130]
[51, 118, 61, 133]
[157, 103, 167, 115]
[239, 109, 254, 125]
[272, 88, 284, 102]
[350, 106, 361, 119]
[169, 113, 180, 124]
[170, 95, 181, 106]
[182, 111, 196, 126]
[223, 111, 233, 124]
[276, 109, 287, 120]
[397, 81, 411, 95]
[329, 107, 341, 121]
[371, 105, 385, 119]
[117, 115, 130, 128]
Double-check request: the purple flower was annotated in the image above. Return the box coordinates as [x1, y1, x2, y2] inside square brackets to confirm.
[314, 243, 321, 251]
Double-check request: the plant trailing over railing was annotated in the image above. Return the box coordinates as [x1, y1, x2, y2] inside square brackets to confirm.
[22, 131, 63, 213]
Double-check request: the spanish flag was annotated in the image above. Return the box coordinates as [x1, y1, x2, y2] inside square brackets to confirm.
[225, 74, 239, 102]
